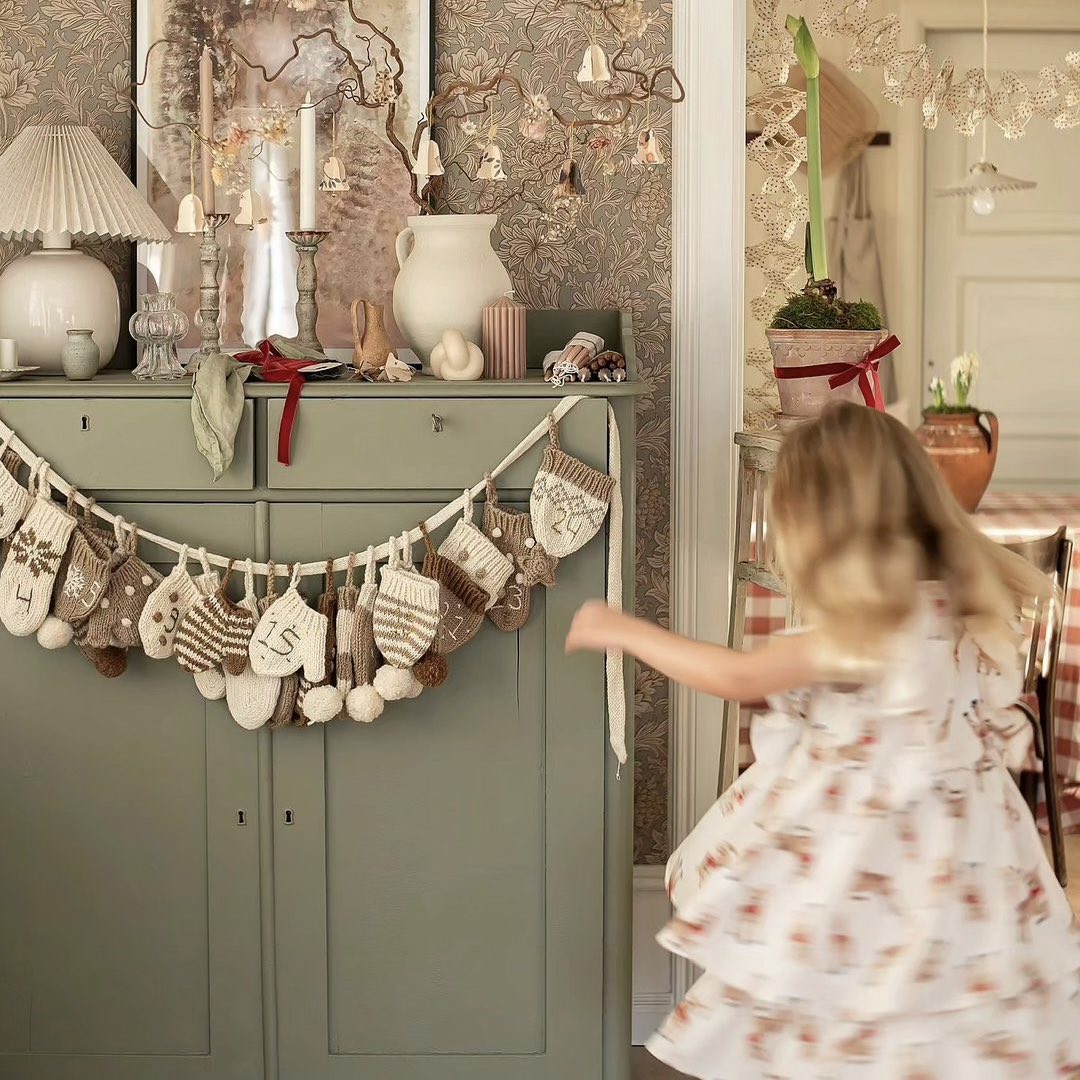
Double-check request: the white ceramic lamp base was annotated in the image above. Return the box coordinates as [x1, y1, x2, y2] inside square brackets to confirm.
[0, 239, 119, 373]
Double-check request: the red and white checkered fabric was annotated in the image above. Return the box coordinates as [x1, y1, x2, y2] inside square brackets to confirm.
[738, 493, 1080, 830]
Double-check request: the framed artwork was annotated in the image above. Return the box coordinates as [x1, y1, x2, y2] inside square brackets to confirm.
[135, 0, 433, 357]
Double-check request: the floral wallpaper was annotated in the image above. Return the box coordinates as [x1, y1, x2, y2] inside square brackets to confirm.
[0, 0, 673, 864]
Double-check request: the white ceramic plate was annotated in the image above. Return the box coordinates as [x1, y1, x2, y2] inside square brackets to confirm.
[0, 365, 41, 382]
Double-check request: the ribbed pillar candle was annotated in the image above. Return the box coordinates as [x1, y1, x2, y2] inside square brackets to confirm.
[481, 294, 527, 380]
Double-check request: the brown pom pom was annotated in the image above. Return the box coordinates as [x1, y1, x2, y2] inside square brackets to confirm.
[75, 638, 128, 678]
[413, 650, 448, 689]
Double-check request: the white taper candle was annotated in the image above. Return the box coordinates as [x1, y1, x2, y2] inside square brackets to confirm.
[299, 92, 317, 230]
[198, 46, 216, 215]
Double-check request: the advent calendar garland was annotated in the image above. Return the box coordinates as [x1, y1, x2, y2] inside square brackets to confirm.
[0, 398, 628, 766]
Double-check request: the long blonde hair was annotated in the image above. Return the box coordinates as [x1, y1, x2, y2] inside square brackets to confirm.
[768, 403, 1051, 666]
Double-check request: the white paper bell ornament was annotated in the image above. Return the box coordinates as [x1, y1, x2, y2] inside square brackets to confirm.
[175, 192, 206, 234]
[319, 155, 350, 192]
[235, 187, 267, 230]
[476, 142, 507, 182]
[412, 127, 445, 178]
[576, 43, 612, 83]
[633, 128, 665, 166]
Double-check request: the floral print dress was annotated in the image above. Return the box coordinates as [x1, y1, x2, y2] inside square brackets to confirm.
[648, 591, 1080, 1079]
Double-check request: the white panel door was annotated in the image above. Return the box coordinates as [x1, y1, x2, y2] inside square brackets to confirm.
[923, 30, 1080, 492]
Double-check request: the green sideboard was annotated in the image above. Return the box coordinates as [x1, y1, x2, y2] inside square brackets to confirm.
[0, 312, 638, 1080]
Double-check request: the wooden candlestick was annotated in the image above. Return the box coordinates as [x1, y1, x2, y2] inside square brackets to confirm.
[195, 212, 230, 363]
[286, 230, 329, 354]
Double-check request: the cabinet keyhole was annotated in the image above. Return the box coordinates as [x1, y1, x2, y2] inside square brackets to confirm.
[283, 809, 295, 826]
[236, 810, 246, 826]
[80, 416, 91, 431]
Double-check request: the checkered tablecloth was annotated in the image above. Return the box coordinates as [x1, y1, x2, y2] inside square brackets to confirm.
[739, 492, 1080, 831]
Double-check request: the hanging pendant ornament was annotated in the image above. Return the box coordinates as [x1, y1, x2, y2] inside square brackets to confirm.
[577, 19, 612, 84]
[553, 125, 585, 202]
[412, 124, 444, 179]
[320, 113, 350, 193]
[520, 94, 551, 142]
[176, 130, 207, 234]
[633, 94, 665, 166]
[234, 169, 267, 230]
[476, 128, 507, 182]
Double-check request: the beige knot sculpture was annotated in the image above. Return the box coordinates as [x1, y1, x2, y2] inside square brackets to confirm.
[430, 329, 484, 381]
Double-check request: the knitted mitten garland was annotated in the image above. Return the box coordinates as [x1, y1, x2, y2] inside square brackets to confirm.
[530, 415, 614, 557]
[83, 521, 162, 650]
[0, 433, 32, 540]
[482, 474, 558, 632]
[0, 466, 77, 636]
[175, 561, 259, 676]
[372, 534, 435, 701]
[224, 561, 282, 730]
[249, 564, 328, 681]
[140, 545, 206, 660]
[437, 488, 514, 609]
[344, 548, 385, 723]
[301, 561, 344, 724]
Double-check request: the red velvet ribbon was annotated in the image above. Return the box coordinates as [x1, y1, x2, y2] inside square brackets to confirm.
[233, 340, 313, 466]
[774, 334, 901, 412]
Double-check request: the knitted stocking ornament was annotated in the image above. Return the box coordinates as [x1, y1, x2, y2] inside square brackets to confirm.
[373, 534, 436, 701]
[530, 415, 614, 557]
[437, 489, 514, 609]
[344, 548, 386, 723]
[0, 432, 31, 539]
[0, 465, 77, 636]
[140, 545, 205, 660]
[249, 564, 328, 681]
[302, 561, 345, 724]
[175, 561, 259, 676]
[225, 561, 282, 730]
[420, 524, 487, 654]
[83, 521, 162, 650]
[483, 474, 558, 632]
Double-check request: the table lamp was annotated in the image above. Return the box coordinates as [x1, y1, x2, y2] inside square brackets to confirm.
[0, 124, 171, 373]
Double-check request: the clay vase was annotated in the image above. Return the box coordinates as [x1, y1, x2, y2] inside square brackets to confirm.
[914, 410, 999, 513]
[351, 299, 393, 375]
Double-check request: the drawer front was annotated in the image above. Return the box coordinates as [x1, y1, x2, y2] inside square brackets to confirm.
[0, 399, 254, 491]
[266, 398, 609, 490]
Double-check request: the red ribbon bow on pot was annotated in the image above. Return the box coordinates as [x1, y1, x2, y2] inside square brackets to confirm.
[233, 340, 315, 466]
[774, 334, 901, 412]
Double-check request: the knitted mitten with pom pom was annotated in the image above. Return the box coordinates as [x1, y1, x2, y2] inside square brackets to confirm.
[344, 549, 386, 722]
[249, 565, 327, 681]
[334, 554, 361, 697]
[302, 562, 344, 725]
[82, 521, 162, 650]
[224, 562, 282, 730]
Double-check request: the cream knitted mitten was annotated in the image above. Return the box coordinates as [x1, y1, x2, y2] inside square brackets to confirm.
[483, 475, 558, 632]
[257, 567, 302, 728]
[249, 565, 328, 681]
[302, 562, 344, 725]
[224, 561, 282, 730]
[344, 549, 386, 723]
[0, 433, 31, 539]
[140, 545, 205, 660]
[0, 471, 77, 636]
[83, 521, 162, 650]
[437, 489, 514, 610]
[420, 524, 487, 655]
[175, 562, 259, 676]
[193, 667, 227, 701]
[530, 416, 614, 558]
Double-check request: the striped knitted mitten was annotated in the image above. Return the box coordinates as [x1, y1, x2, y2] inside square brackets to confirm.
[0, 433, 31, 539]
[0, 472, 77, 636]
[483, 475, 558, 633]
[437, 489, 514, 610]
[83, 521, 162, 650]
[344, 549, 386, 723]
[249, 564, 328, 681]
[224, 561, 282, 730]
[373, 534, 437, 701]
[530, 415, 614, 557]
[301, 562, 344, 725]
[175, 562, 259, 676]
[140, 545, 205, 659]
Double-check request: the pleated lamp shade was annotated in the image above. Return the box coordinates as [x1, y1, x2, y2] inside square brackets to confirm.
[0, 124, 172, 373]
[0, 124, 170, 242]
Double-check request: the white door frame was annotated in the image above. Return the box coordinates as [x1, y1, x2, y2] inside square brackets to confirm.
[891, 0, 1080, 410]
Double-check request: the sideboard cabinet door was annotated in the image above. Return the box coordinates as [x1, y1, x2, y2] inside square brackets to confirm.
[0, 504, 264, 1080]
[269, 503, 608, 1080]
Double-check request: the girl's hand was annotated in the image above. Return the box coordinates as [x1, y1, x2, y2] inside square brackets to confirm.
[566, 600, 629, 655]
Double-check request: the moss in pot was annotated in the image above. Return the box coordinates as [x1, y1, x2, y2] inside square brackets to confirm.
[766, 16, 895, 421]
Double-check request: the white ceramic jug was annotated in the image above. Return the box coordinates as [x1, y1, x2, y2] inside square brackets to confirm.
[393, 214, 513, 365]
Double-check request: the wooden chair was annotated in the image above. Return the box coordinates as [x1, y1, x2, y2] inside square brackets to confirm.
[1004, 527, 1072, 887]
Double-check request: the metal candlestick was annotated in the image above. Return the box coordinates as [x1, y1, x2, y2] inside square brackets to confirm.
[195, 212, 230, 364]
[286, 230, 329, 355]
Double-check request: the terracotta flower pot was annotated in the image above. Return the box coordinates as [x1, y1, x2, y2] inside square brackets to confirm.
[766, 328, 889, 418]
[914, 410, 999, 513]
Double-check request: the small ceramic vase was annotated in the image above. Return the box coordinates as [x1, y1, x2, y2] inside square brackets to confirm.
[914, 410, 999, 513]
[61, 329, 100, 381]
[351, 299, 393, 375]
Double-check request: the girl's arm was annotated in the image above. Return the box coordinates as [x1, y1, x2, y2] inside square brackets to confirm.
[566, 600, 820, 702]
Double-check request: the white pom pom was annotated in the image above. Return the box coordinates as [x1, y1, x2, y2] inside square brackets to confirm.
[404, 671, 423, 698]
[345, 684, 385, 724]
[374, 664, 417, 702]
[37, 616, 74, 650]
[193, 668, 226, 701]
[303, 685, 343, 725]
